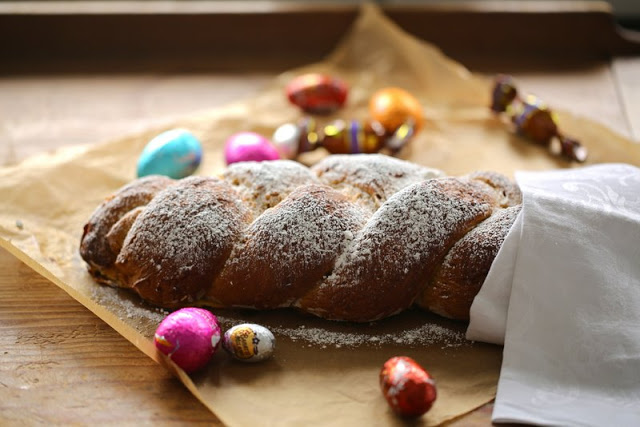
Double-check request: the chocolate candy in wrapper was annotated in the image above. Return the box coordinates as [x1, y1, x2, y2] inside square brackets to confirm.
[272, 117, 321, 159]
[137, 129, 202, 179]
[380, 356, 437, 417]
[491, 75, 518, 113]
[223, 323, 275, 362]
[321, 119, 387, 155]
[490, 75, 587, 162]
[286, 73, 348, 115]
[512, 95, 558, 145]
[298, 117, 321, 155]
[385, 119, 416, 153]
[154, 308, 221, 373]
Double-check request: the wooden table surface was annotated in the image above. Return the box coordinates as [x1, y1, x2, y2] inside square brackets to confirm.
[1, 4, 640, 426]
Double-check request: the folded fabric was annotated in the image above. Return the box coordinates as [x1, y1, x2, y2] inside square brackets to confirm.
[467, 164, 640, 426]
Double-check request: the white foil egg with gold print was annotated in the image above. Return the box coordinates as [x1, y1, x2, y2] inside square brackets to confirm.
[222, 323, 276, 362]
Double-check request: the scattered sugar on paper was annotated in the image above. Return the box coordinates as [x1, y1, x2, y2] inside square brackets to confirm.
[91, 285, 168, 327]
[274, 323, 466, 349]
[216, 314, 466, 349]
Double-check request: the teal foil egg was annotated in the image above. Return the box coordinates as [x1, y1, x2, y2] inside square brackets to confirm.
[137, 129, 203, 179]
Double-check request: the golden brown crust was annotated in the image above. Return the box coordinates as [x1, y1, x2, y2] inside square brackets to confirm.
[296, 178, 497, 321]
[79, 154, 521, 321]
[466, 170, 522, 207]
[80, 175, 173, 285]
[419, 205, 521, 320]
[115, 176, 251, 307]
[106, 207, 144, 256]
[209, 184, 366, 309]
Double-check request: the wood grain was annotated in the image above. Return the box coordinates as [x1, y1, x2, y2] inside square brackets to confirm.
[0, 248, 222, 425]
[0, 74, 274, 166]
[612, 57, 640, 140]
[2, 59, 638, 424]
[1, 4, 639, 425]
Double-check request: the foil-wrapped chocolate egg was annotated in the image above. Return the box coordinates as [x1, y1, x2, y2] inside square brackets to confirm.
[223, 323, 275, 362]
[369, 87, 424, 134]
[272, 123, 302, 159]
[224, 132, 280, 165]
[137, 129, 202, 179]
[380, 356, 437, 417]
[154, 307, 221, 373]
[286, 73, 348, 115]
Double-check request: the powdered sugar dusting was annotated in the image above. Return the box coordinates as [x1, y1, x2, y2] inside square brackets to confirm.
[120, 177, 245, 278]
[223, 160, 319, 218]
[81, 175, 173, 268]
[318, 179, 493, 295]
[211, 184, 366, 307]
[116, 176, 250, 305]
[214, 313, 467, 349]
[91, 285, 168, 326]
[312, 154, 444, 212]
[83, 154, 519, 322]
[242, 186, 364, 272]
[276, 323, 466, 349]
[441, 204, 522, 273]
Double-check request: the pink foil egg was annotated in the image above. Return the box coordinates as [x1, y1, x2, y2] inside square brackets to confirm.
[224, 132, 280, 165]
[154, 307, 221, 373]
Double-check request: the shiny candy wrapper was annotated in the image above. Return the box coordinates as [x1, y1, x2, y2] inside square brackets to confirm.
[380, 356, 437, 417]
[137, 128, 202, 179]
[224, 131, 280, 165]
[385, 119, 416, 153]
[490, 74, 518, 113]
[271, 122, 302, 159]
[154, 307, 222, 373]
[369, 87, 424, 134]
[286, 73, 348, 115]
[223, 323, 275, 362]
[490, 75, 587, 162]
[512, 95, 558, 145]
[321, 119, 387, 154]
[271, 117, 320, 159]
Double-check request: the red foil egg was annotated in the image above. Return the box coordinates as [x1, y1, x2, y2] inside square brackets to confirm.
[380, 356, 437, 417]
[286, 73, 348, 115]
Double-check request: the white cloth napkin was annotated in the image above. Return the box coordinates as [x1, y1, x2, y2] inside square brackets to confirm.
[467, 163, 640, 426]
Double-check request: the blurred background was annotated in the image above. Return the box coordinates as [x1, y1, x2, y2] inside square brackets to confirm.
[1, 0, 639, 164]
[388, 0, 640, 27]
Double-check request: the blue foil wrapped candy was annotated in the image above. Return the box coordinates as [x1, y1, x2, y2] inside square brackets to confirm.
[137, 129, 203, 179]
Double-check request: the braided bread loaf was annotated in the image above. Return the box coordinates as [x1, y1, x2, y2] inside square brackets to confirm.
[80, 154, 521, 322]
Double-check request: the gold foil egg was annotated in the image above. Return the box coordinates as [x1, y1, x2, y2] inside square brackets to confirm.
[368, 87, 424, 134]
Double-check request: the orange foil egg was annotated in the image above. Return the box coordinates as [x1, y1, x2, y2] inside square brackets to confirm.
[369, 87, 424, 134]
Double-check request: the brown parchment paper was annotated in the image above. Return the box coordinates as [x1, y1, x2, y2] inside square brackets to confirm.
[2, 4, 640, 426]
